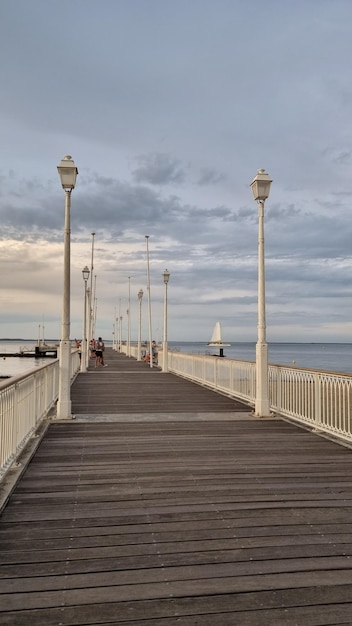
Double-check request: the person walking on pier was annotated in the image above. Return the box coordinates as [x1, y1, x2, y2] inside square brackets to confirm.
[75, 339, 81, 361]
[95, 337, 107, 367]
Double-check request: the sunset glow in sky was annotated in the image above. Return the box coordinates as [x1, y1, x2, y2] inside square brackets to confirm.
[1, 0, 352, 342]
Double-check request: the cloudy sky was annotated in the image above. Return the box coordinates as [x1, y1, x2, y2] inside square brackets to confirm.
[1, 0, 352, 343]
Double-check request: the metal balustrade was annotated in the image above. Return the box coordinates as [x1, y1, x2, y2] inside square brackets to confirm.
[3, 346, 350, 481]
[120, 345, 352, 442]
[168, 351, 256, 403]
[165, 350, 352, 443]
[0, 351, 80, 480]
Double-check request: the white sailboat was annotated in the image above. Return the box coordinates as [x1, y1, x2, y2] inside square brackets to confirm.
[207, 321, 231, 349]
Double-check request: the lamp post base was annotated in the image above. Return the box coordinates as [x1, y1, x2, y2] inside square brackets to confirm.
[80, 339, 87, 372]
[56, 340, 73, 419]
[254, 341, 271, 418]
[162, 341, 168, 372]
[56, 400, 73, 420]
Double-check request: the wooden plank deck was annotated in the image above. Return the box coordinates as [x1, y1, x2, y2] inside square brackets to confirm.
[70, 348, 247, 416]
[1, 349, 352, 625]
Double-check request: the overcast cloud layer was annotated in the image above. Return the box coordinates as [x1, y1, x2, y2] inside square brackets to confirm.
[0, 0, 352, 343]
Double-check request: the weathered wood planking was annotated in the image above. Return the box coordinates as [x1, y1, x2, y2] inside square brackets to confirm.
[0, 350, 352, 624]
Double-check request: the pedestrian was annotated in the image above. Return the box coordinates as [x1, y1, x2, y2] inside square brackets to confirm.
[75, 339, 81, 361]
[152, 340, 158, 364]
[95, 337, 107, 367]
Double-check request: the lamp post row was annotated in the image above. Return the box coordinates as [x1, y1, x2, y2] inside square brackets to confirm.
[56, 156, 272, 420]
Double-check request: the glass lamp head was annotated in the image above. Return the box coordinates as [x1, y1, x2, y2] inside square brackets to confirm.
[57, 155, 78, 190]
[250, 168, 272, 201]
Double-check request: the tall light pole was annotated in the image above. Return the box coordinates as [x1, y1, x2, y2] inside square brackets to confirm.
[145, 235, 153, 368]
[81, 266, 90, 372]
[162, 269, 170, 372]
[137, 288, 144, 361]
[92, 273, 97, 339]
[250, 168, 272, 418]
[113, 308, 117, 350]
[86, 287, 91, 367]
[127, 276, 131, 357]
[119, 315, 123, 352]
[88, 233, 95, 347]
[57, 155, 78, 419]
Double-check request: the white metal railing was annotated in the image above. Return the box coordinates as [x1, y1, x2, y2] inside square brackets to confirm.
[2, 345, 350, 502]
[168, 351, 256, 404]
[0, 351, 80, 480]
[165, 350, 352, 444]
[269, 365, 352, 439]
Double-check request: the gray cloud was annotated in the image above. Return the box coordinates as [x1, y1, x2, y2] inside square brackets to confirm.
[131, 153, 186, 185]
[197, 168, 226, 186]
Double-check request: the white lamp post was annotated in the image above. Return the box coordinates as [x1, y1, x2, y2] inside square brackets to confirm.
[81, 266, 90, 372]
[162, 269, 170, 372]
[250, 168, 272, 418]
[137, 288, 144, 361]
[119, 315, 123, 352]
[127, 276, 131, 357]
[113, 311, 118, 350]
[145, 235, 153, 368]
[92, 273, 97, 339]
[88, 233, 95, 350]
[86, 287, 91, 367]
[57, 155, 78, 419]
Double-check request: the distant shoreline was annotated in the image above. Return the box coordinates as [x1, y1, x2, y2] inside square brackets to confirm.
[1, 339, 352, 346]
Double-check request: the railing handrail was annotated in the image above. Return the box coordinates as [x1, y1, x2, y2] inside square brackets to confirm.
[0, 359, 59, 390]
[0, 351, 80, 481]
[3, 346, 350, 482]
[157, 349, 352, 444]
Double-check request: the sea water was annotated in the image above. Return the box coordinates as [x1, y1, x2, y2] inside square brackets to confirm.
[0, 341, 56, 378]
[168, 341, 352, 375]
[1, 340, 352, 378]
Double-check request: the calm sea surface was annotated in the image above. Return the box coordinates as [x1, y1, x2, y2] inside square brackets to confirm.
[1, 340, 352, 378]
[0, 341, 57, 378]
[169, 341, 352, 375]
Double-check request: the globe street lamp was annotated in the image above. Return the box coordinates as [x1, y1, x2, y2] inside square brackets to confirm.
[81, 266, 90, 372]
[162, 269, 170, 373]
[57, 155, 78, 419]
[250, 168, 272, 418]
[137, 289, 144, 361]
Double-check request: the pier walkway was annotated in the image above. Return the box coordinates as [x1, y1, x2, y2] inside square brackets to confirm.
[1, 349, 352, 624]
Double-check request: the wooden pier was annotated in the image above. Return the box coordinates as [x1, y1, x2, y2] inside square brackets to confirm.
[0, 344, 58, 358]
[1, 349, 352, 624]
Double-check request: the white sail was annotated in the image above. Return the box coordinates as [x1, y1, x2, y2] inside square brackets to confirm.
[209, 321, 222, 344]
[207, 321, 231, 346]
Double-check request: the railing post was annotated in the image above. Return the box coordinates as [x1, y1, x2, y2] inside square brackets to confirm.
[276, 366, 282, 414]
[33, 371, 38, 424]
[13, 383, 19, 463]
[315, 372, 322, 429]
